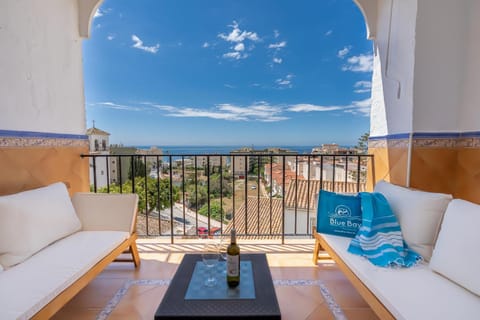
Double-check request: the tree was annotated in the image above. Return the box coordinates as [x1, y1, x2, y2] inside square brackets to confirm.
[198, 200, 225, 221]
[249, 156, 268, 176]
[97, 177, 179, 215]
[128, 156, 147, 179]
[209, 173, 233, 198]
[186, 184, 208, 209]
[356, 132, 370, 154]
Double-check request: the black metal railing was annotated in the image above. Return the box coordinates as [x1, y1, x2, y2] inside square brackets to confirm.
[81, 153, 374, 243]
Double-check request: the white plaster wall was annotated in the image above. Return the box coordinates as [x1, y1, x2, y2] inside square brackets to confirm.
[369, 0, 417, 137]
[0, 0, 86, 135]
[284, 209, 315, 235]
[412, 0, 467, 132]
[459, 1, 480, 132]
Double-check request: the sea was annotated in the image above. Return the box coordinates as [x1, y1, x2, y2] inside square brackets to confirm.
[134, 145, 317, 162]
[136, 145, 316, 155]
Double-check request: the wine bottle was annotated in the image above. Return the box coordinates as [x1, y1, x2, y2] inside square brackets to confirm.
[226, 228, 240, 287]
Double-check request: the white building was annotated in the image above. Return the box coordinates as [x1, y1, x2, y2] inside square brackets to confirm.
[86, 126, 116, 189]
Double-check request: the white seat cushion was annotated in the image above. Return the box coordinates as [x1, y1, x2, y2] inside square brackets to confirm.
[0, 183, 82, 268]
[321, 233, 480, 320]
[0, 230, 129, 320]
[429, 199, 480, 296]
[374, 180, 452, 260]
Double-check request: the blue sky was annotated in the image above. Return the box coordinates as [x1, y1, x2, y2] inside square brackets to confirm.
[84, 0, 373, 146]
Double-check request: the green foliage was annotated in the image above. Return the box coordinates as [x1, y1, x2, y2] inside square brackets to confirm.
[186, 184, 208, 209]
[128, 156, 147, 179]
[209, 173, 232, 197]
[97, 177, 179, 214]
[198, 200, 224, 221]
[249, 157, 268, 176]
[183, 171, 232, 209]
[356, 132, 370, 154]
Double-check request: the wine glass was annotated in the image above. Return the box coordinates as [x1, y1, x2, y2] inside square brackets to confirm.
[216, 234, 228, 275]
[202, 242, 219, 287]
[217, 234, 228, 261]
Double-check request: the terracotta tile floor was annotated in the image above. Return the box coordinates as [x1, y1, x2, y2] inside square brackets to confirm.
[52, 238, 378, 320]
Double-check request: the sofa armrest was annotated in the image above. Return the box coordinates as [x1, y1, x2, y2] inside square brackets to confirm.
[71, 193, 138, 233]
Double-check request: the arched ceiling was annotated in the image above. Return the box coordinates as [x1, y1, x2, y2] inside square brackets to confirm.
[78, 0, 104, 38]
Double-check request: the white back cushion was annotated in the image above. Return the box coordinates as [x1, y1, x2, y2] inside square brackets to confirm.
[374, 180, 452, 261]
[0, 183, 81, 268]
[430, 199, 480, 296]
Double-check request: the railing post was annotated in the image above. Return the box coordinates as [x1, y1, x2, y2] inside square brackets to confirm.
[169, 155, 174, 244]
[92, 156, 97, 192]
[182, 156, 186, 235]
[144, 155, 149, 236]
[220, 156, 223, 234]
[282, 156, 286, 244]
[156, 156, 161, 236]
[207, 156, 211, 235]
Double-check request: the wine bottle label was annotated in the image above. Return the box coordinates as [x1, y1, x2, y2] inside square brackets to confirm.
[226, 255, 239, 277]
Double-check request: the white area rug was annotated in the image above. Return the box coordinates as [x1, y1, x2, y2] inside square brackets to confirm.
[97, 279, 346, 320]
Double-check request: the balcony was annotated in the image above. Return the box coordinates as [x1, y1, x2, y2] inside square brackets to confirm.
[47, 153, 379, 319]
[4, 1, 480, 319]
[52, 238, 378, 319]
[83, 153, 373, 241]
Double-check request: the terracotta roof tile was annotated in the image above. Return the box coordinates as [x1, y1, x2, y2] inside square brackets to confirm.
[225, 197, 283, 239]
[86, 127, 110, 136]
[285, 180, 367, 209]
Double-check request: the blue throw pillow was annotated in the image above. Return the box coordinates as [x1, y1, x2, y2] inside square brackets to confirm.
[316, 190, 362, 238]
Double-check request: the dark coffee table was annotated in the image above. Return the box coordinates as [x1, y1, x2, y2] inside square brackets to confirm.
[154, 253, 281, 319]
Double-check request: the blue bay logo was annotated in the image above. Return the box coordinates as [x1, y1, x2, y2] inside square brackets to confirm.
[331, 204, 352, 218]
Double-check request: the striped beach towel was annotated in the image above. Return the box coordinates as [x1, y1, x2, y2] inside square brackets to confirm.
[347, 192, 422, 268]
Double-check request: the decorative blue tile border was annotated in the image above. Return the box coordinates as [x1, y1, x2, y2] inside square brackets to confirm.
[0, 130, 88, 148]
[369, 133, 410, 141]
[97, 278, 346, 320]
[413, 132, 461, 139]
[369, 131, 480, 149]
[0, 129, 87, 140]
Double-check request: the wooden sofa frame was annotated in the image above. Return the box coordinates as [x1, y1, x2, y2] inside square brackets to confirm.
[312, 227, 395, 320]
[31, 232, 140, 319]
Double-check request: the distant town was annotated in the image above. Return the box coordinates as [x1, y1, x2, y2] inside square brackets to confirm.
[86, 125, 369, 238]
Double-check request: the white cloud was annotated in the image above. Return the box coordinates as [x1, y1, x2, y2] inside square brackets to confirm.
[342, 54, 373, 72]
[224, 84, 236, 89]
[276, 74, 294, 88]
[288, 104, 344, 112]
[107, 34, 116, 41]
[273, 57, 283, 64]
[147, 104, 177, 112]
[268, 41, 287, 49]
[131, 35, 160, 54]
[274, 30, 280, 38]
[218, 21, 260, 43]
[288, 98, 371, 117]
[325, 30, 333, 36]
[94, 8, 112, 19]
[218, 21, 260, 61]
[94, 9, 103, 18]
[337, 46, 351, 59]
[222, 51, 248, 60]
[354, 80, 372, 93]
[202, 42, 210, 48]
[96, 102, 142, 112]
[345, 98, 371, 116]
[97, 97, 371, 122]
[234, 43, 245, 51]
[147, 102, 288, 122]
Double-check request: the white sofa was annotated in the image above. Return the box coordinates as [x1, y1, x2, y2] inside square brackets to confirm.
[313, 181, 480, 320]
[0, 183, 140, 320]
